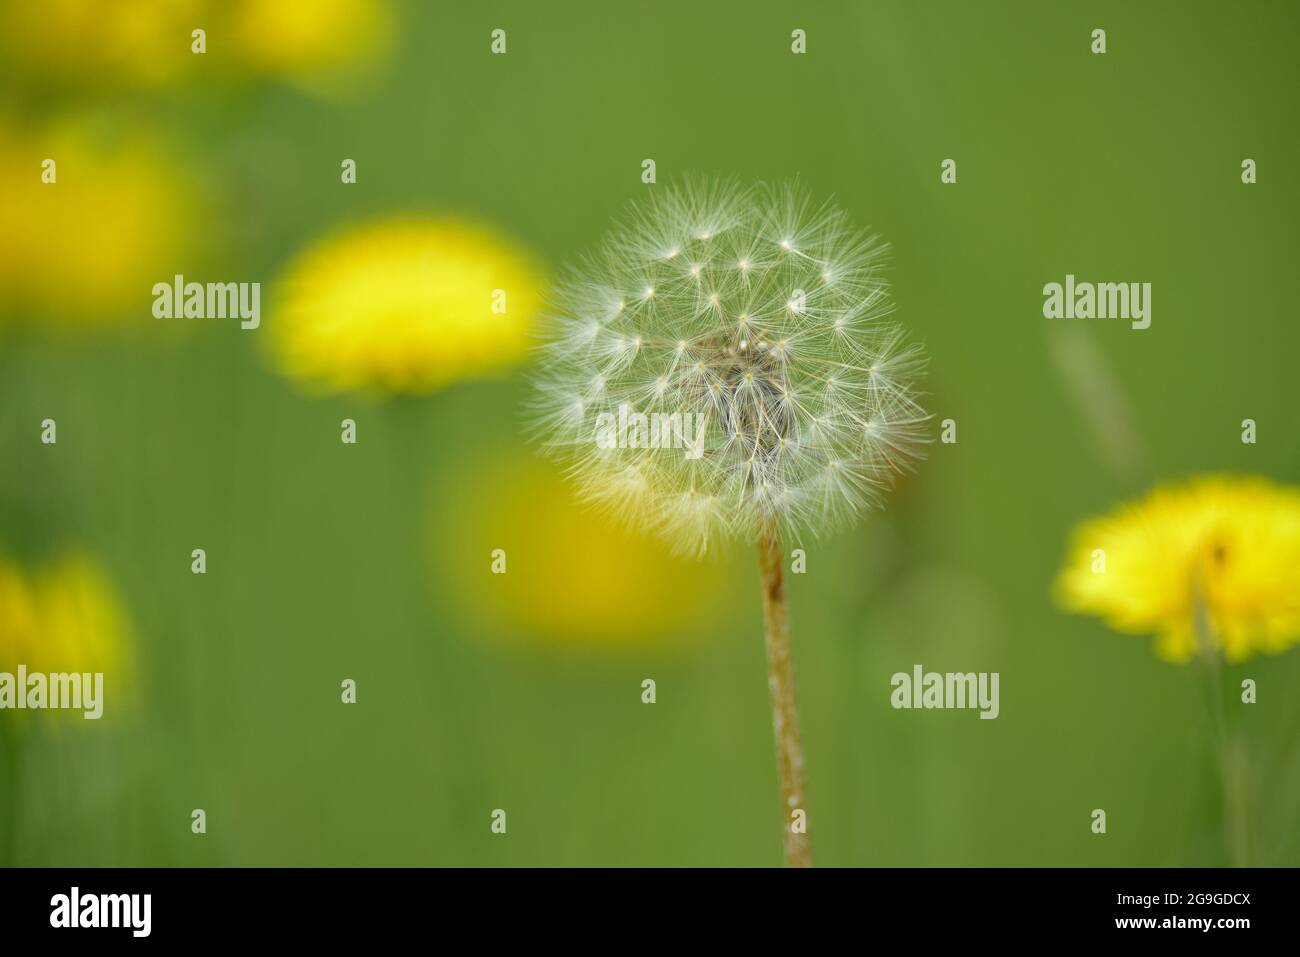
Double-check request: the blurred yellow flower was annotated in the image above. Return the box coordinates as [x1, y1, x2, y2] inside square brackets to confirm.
[0, 0, 390, 96]
[0, 0, 197, 89]
[271, 220, 544, 395]
[432, 455, 726, 647]
[0, 553, 131, 722]
[1056, 476, 1300, 663]
[226, 0, 392, 95]
[0, 122, 196, 328]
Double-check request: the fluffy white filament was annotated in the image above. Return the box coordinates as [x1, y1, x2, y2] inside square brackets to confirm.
[531, 180, 928, 556]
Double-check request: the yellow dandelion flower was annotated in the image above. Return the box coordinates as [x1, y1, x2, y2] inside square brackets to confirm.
[1055, 475, 1300, 663]
[270, 219, 544, 396]
[0, 122, 196, 328]
[0, 553, 131, 723]
[226, 0, 392, 95]
[0, 561, 39, 666]
[0, 0, 198, 89]
[0, 0, 388, 96]
[431, 455, 726, 647]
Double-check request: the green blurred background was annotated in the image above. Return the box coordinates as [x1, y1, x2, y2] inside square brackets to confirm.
[2, 0, 1298, 866]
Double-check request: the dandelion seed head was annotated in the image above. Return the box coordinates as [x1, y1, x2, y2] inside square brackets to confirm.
[531, 179, 929, 555]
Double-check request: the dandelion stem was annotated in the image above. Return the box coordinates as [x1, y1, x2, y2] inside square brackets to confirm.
[0, 721, 19, 866]
[1198, 660, 1250, 867]
[757, 519, 812, 867]
[1193, 585, 1250, 867]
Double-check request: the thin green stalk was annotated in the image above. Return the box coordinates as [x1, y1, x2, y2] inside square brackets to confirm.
[1193, 587, 1249, 867]
[0, 720, 20, 866]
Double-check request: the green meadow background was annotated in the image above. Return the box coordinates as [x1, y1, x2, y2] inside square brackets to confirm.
[3, 0, 1298, 866]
